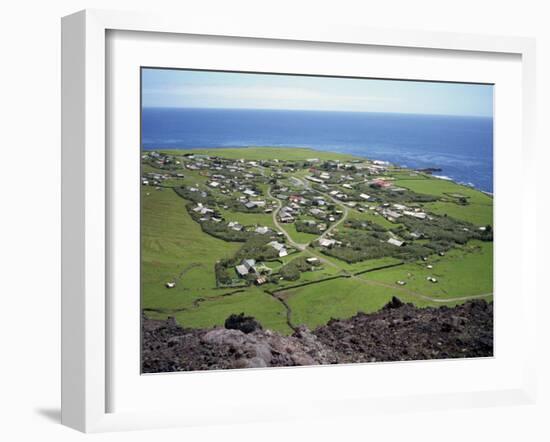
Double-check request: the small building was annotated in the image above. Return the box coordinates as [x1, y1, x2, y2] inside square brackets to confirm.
[235, 264, 249, 277]
[306, 176, 324, 184]
[384, 210, 402, 219]
[310, 208, 326, 218]
[228, 221, 243, 231]
[242, 259, 257, 272]
[319, 238, 336, 248]
[387, 238, 405, 247]
[255, 276, 268, 285]
[279, 215, 295, 223]
[268, 241, 288, 257]
[255, 226, 270, 235]
[404, 210, 427, 220]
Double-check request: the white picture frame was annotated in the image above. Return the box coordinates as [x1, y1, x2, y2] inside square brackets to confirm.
[61, 9, 537, 433]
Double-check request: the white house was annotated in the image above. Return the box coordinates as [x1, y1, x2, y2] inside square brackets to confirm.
[319, 238, 336, 248]
[255, 226, 270, 234]
[387, 238, 405, 247]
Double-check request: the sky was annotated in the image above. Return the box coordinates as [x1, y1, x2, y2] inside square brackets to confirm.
[142, 68, 493, 117]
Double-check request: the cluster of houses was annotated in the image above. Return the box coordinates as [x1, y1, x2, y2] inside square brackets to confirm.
[274, 188, 342, 226]
[141, 172, 168, 187]
[142, 151, 181, 168]
[167, 153, 281, 212]
[377, 203, 429, 223]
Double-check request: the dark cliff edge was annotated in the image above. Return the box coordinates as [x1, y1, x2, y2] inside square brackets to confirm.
[142, 298, 493, 373]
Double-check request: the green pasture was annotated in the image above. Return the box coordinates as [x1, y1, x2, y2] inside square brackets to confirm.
[173, 288, 292, 335]
[284, 278, 397, 329]
[218, 209, 276, 229]
[141, 187, 241, 310]
[360, 240, 493, 299]
[159, 147, 359, 162]
[424, 201, 493, 226]
[394, 177, 492, 205]
[284, 223, 320, 245]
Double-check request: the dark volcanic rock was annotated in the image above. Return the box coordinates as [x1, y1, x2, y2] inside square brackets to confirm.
[224, 313, 263, 334]
[141, 299, 493, 373]
[384, 296, 405, 310]
[314, 299, 493, 363]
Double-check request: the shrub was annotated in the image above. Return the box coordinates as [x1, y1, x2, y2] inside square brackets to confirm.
[279, 263, 301, 281]
[215, 262, 233, 285]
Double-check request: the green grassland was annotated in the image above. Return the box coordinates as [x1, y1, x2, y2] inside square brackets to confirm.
[423, 201, 493, 226]
[141, 187, 241, 307]
[360, 240, 493, 299]
[285, 223, 320, 244]
[284, 278, 397, 329]
[159, 147, 359, 162]
[312, 254, 403, 274]
[392, 176, 492, 226]
[347, 208, 401, 229]
[142, 147, 493, 336]
[173, 288, 292, 334]
[393, 177, 492, 205]
[282, 241, 492, 328]
[217, 209, 276, 229]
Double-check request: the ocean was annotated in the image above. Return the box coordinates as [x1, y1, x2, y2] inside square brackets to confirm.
[141, 108, 494, 192]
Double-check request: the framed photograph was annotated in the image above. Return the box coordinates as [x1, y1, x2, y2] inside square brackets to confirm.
[61, 9, 537, 432]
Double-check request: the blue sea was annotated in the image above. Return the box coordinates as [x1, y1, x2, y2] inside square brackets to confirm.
[141, 108, 494, 192]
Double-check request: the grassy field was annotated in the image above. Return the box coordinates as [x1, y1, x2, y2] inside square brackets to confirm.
[392, 176, 493, 226]
[347, 209, 401, 229]
[394, 177, 493, 205]
[141, 187, 241, 308]
[217, 209, 276, 229]
[282, 241, 492, 328]
[359, 240, 493, 300]
[285, 223, 320, 244]
[160, 147, 359, 162]
[284, 278, 397, 329]
[173, 288, 292, 334]
[423, 201, 493, 226]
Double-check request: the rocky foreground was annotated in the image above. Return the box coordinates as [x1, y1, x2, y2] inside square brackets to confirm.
[142, 298, 493, 373]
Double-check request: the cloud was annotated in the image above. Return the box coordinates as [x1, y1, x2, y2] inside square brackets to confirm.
[143, 84, 401, 111]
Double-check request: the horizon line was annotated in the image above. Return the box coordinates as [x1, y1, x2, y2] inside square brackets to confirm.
[141, 106, 492, 119]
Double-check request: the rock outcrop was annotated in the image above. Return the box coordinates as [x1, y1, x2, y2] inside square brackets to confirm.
[142, 299, 493, 373]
